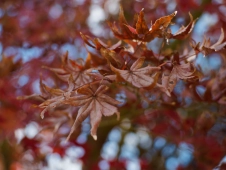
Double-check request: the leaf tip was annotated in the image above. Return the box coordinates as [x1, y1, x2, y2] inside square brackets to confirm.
[66, 130, 73, 141]
[166, 90, 171, 97]
[66, 136, 70, 142]
[188, 12, 193, 20]
[92, 135, 97, 140]
[116, 112, 120, 121]
[41, 114, 44, 119]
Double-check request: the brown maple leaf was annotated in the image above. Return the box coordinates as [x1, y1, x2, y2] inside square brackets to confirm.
[167, 12, 196, 40]
[136, 8, 149, 35]
[80, 32, 124, 67]
[145, 11, 177, 41]
[39, 75, 75, 119]
[164, 62, 196, 92]
[109, 7, 177, 42]
[17, 74, 64, 102]
[65, 85, 121, 140]
[155, 73, 171, 97]
[43, 51, 91, 88]
[191, 28, 226, 56]
[110, 57, 160, 88]
[109, 6, 137, 40]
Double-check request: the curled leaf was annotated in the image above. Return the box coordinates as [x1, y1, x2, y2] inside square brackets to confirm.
[150, 11, 177, 32]
[191, 28, 226, 56]
[167, 12, 196, 39]
[145, 11, 177, 41]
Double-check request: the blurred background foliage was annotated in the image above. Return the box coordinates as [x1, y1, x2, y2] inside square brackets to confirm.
[0, 0, 226, 169]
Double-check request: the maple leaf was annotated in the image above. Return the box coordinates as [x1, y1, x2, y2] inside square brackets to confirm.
[164, 62, 197, 92]
[39, 75, 75, 119]
[155, 73, 171, 97]
[110, 57, 160, 88]
[65, 85, 121, 140]
[191, 28, 226, 56]
[109, 7, 177, 42]
[17, 74, 63, 102]
[167, 12, 196, 40]
[108, 6, 136, 40]
[80, 33, 125, 67]
[43, 51, 91, 88]
[136, 8, 149, 35]
[146, 11, 177, 41]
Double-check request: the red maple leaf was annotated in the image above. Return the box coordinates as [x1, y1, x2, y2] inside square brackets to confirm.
[65, 85, 121, 140]
[110, 57, 160, 88]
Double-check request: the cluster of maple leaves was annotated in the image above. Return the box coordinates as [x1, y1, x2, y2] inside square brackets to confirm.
[23, 7, 226, 143]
